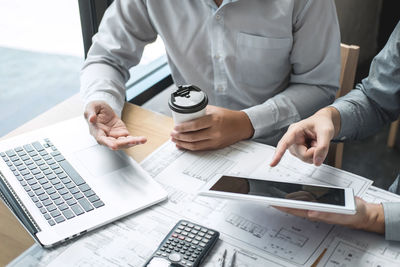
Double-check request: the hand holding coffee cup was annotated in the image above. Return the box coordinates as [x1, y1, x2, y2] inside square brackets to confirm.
[168, 85, 208, 124]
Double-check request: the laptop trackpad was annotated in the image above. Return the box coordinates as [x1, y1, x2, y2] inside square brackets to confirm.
[74, 145, 130, 177]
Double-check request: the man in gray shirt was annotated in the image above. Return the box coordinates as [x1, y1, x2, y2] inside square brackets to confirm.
[81, 0, 340, 151]
[270, 22, 400, 241]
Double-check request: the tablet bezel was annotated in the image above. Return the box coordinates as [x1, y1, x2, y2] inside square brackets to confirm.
[199, 174, 356, 215]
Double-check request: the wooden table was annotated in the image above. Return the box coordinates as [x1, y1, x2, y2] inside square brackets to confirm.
[0, 94, 173, 266]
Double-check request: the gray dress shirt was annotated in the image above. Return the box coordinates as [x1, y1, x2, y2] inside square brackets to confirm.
[80, 0, 340, 145]
[331, 21, 400, 241]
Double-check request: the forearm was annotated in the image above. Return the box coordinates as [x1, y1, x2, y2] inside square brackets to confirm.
[358, 203, 385, 234]
[80, 63, 127, 117]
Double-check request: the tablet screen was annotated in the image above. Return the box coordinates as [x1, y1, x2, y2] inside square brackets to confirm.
[210, 176, 345, 206]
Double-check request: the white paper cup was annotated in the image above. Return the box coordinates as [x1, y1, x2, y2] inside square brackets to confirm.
[169, 85, 208, 125]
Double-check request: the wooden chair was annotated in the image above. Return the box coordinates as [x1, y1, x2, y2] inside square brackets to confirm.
[326, 44, 360, 169]
[387, 119, 399, 148]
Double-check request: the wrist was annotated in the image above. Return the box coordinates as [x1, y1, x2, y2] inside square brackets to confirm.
[362, 203, 385, 234]
[237, 111, 255, 140]
[316, 107, 341, 138]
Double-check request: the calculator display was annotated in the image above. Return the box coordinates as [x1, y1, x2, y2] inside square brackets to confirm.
[210, 175, 345, 206]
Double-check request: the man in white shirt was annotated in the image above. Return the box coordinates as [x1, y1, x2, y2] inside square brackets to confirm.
[81, 0, 340, 151]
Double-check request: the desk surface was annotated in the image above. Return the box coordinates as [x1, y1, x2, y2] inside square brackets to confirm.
[0, 94, 173, 266]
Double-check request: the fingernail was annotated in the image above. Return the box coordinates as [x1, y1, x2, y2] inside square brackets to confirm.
[315, 157, 323, 165]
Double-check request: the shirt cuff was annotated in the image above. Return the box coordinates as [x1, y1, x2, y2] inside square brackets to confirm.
[382, 202, 400, 241]
[243, 95, 301, 140]
[329, 100, 358, 141]
[80, 63, 126, 117]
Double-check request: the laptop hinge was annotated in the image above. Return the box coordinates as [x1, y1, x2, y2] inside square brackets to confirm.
[0, 171, 41, 236]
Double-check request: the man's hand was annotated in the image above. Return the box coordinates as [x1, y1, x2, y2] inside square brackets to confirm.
[269, 107, 341, 167]
[170, 105, 254, 151]
[84, 101, 147, 150]
[274, 197, 385, 234]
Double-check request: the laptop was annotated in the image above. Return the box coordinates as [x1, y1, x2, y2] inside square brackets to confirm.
[0, 116, 168, 247]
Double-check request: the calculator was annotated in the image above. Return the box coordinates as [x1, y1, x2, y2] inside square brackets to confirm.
[144, 220, 220, 267]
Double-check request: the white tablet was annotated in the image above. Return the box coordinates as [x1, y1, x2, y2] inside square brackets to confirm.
[199, 175, 356, 214]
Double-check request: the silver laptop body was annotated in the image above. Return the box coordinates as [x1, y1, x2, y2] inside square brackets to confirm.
[0, 116, 167, 247]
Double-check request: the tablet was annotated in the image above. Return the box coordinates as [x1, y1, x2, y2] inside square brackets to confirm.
[199, 175, 356, 214]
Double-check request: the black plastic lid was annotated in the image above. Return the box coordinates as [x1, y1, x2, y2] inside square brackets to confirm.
[168, 85, 208, 114]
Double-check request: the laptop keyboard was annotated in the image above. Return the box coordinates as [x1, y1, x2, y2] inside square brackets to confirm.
[1, 138, 104, 226]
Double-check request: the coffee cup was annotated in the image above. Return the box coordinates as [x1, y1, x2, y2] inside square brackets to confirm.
[168, 85, 208, 124]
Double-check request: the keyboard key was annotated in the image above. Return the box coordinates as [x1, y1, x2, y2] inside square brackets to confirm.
[61, 177, 72, 184]
[50, 209, 61, 218]
[59, 160, 85, 186]
[59, 188, 68, 195]
[6, 150, 16, 157]
[54, 198, 64, 205]
[65, 182, 75, 189]
[78, 198, 93, 212]
[50, 179, 60, 186]
[35, 173, 44, 179]
[39, 194, 49, 201]
[39, 151, 48, 156]
[47, 204, 57, 212]
[17, 165, 26, 171]
[10, 156, 19, 162]
[40, 207, 47, 214]
[51, 151, 60, 157]
[54, 155, 65, 162]
[43, 169, 52, 175]
[93, 200, 105, 209]
[46, 187, 56, 195]
[50, 193, 61, 200]
[73, 192, 84, 199]
[23, 174, 34, 180]
[32, 141, 44, 152]
[25, 159, 34, 165]
[43, 154, 51, 161]
[23, 144, 34, 152]
[47, 159, 56, 165]
[55, 183, 64, 190]
[54, 168, 63, 174]
[66, 198, 77, 206]
[43, 183, 53, 190]
[88, 195, 100, 203]
[69, 187, 79, 194]
[78, 184, 91, 192]
[62, 193, 73, 201]
[84, 190, 95, 198]
[29, 152, 38, 157]
[21, 155, 30, 161]
[55, 216, 65, 224]
[44, 213, 51, 220]
[34, 188, 45, 196]
[43, 199, 53, 206]
[48, 219, 55, 226]
[62, 209, 75, 219]
[32, 169, 41, 175]
[28, 179, 37, 186]
[28, 165, 37, 170]
[35, 202, 43, 208]
[71, 204, 84, 216]
[31, 183, 41, 190]
[58, 203, 69, 210]
[17, 150, 26, 157]
[57, 172, 67, 179]
[20, 169, 30, 176]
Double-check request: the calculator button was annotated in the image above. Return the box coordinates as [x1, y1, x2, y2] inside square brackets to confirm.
[162, 253, 167, 257]
[191, 230, 198, 235]
[188, 223, 194, 228]
[201, 228, 207, 232]
[168, 253, 182, 262]
[172, 234, 178, 238]
[186, 238, 192, 242]
[198, 232, 205, 237]
[205, 234, 212, 239]
[156, 252, 161, 256]
[182, 231, 188, 236]
[175, 229, 182, 234]
[208, 230, 215, 235]
[188, 233, 195, 238]
[195, 236, 202, 241]
[199, 242, 206, 247]
[178, 225, 185, 230]
[181, 222, 187, 226]
[184, 255, 189, 260]
[178, 236, 185, 240]
[192, 240, 199, 245]
[194, 226, 201, 230]
[166, 249, 171, 253]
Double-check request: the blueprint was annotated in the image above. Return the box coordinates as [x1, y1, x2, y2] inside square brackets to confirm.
[8, 140, 375, 267]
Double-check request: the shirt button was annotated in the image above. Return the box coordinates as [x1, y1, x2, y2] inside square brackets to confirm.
[215, 14, 221, 20]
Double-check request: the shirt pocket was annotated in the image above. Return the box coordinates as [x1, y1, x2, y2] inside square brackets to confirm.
[236, 32, 292, 88]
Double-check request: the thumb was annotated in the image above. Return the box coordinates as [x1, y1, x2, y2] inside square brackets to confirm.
[313, 129, 332, 166]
